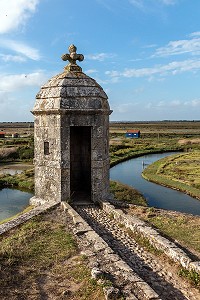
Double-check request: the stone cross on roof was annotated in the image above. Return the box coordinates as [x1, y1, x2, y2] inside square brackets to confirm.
[61, 44, 84, 72]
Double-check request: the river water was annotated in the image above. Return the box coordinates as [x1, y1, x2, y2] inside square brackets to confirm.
[1, 153, 200, 221]
[0, 188, 32, 222]
[0, 163, 33, 222]
[0, 163, 33, 175]
[110, 152, 200, 216]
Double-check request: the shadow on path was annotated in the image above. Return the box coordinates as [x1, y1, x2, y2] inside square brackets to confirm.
[77, 208, 189, 300]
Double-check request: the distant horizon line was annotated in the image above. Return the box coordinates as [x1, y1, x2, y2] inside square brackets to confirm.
[0, 120, 200, 124]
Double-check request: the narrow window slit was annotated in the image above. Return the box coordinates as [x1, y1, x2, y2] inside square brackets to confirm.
[44, 141, 50, 155]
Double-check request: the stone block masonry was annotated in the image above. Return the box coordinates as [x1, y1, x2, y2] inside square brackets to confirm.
[30, 44, 112, 205]
[61, 202, 161, 300]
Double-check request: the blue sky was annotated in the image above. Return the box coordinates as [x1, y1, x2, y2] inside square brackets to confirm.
[0, 0, 200, 121]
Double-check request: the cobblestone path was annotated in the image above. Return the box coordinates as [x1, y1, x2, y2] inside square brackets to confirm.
[75, 205, 198, 300]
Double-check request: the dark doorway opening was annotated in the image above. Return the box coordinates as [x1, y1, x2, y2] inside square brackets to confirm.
[70, 126, 91, 202]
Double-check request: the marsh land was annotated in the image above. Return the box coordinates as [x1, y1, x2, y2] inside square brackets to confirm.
[108, 121, 200, 258]
[0, 121, 200, 246]
[0, 121, 200, 298]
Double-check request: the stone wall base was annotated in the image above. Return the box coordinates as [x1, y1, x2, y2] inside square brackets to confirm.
[29, 196, 58, 206]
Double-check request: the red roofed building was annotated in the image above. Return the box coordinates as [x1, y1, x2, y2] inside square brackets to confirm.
[125, 130, 140, 138]
[0, 132, 5, 138]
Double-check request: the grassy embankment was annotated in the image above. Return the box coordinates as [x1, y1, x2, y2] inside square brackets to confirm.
[1, 140, 200, 258]
[142, 151, 200, 199]
[0, 133, 34, 190]
[128, 205, 200, 260]
[110, 136, 182, 166]
[0, 212, 108, 300]
[126, 205, 200, 288]
[1, 124, 189, 204]
[0, 168, 34, 191]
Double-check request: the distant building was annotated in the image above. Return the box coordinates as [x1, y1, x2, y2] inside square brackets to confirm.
[125, 130, 140, 138]
[12, 133, 20, 138]
[0, 132, 5, 138]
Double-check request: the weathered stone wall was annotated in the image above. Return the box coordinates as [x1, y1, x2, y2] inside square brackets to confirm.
[0, 202, 59, 235]
[30, 113, 62, 205]
[91, 114, 110, 201]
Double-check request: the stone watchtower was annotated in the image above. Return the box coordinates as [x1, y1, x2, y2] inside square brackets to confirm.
[30, 44, 112, 205]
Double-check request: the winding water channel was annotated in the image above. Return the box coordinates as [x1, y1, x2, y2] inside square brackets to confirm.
[0, 163, 33, 222]
[1, 152, 200, 222]
[110, 152, 200, 216]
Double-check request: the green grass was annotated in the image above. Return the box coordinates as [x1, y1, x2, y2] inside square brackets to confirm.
[109, 136, 184, 166]
[110, 180, 147, 206]
[149, 214, 200, 255]
[0, 218, 76, 267]
[0, 137, 34, 161]
[0, 168, 34, 190]
[142, 151, 200, 199]
[157, 151, 200, 190]
[128, 206, 200, 257]
[126, 227, 163, 256]
[178, 268, 200, 287]
[0, 213, 106, 300]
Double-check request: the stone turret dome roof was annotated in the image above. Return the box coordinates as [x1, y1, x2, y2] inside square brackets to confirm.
[32, 45, 110, 114]
[33, 71, 110, 113]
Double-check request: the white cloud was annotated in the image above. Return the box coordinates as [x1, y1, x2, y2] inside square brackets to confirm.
[154, 34, 200, 57]
[114, 102, 138, 113]
[129, 0, 177, 11]
[145, 102, 153, 109]
[0, 0, 39, 34]
[0, 70, 47, 121]
[86, 52, 116, 61]
[85, 69, 98, 74]
[0, 71, 48, 92]
[184, 99, 200, 107]
[111, 97, 200, 121]
[129, 0, 145, 10]
[190, 32, 200, 38]
[133, 87, 145, 94]
[0, 39, 40, 60]
[106, 58, 200, 79]
[96, 0, 127, 13]
[169, 100, 182, 107]
[105, 70, 119, 77]
[0, 54, 26, 62]
[152, 99, 200, 109]
[0, 94, 34, 121]
[142, 44, 157, 49]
